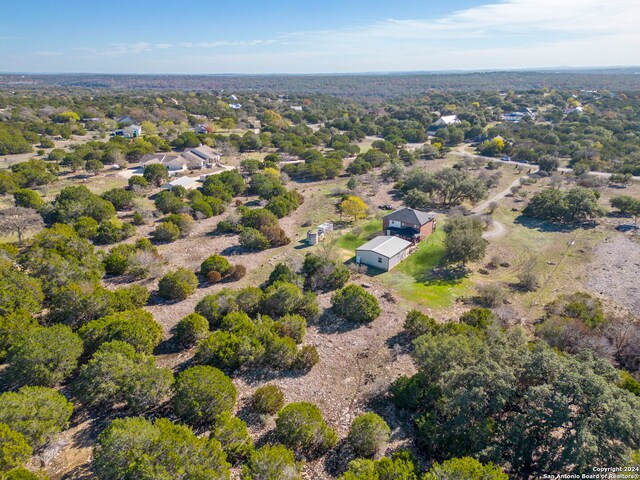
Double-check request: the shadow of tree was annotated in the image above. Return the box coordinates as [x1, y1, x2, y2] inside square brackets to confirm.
[239, 366, 309, 387]
[314, 309, 368, 335]
[384, 331, 413, 356]
[323, 439, 355, 478]
[514, 215, 577, 233]
[415, 265, 467, 286]
[154, 335, 182, 356]
[220, 245, 251, 256]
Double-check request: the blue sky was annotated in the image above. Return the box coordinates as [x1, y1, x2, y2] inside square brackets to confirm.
[1, 0, 638, 73]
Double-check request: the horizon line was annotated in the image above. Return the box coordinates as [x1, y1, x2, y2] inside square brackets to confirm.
[1, 65, 639, 77]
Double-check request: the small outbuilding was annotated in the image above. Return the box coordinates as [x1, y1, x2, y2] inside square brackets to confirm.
[356, 236, 412, 272]
[317, 222, 333, 235]
[306, 222, 334, 245]
[306, 230, 320, 245]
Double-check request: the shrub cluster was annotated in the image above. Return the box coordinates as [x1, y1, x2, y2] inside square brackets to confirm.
[75, 341, 173, 412]
[301, 253, 350, 292]
[331, 284, 381, 323]
[78, 309, 163, 355]
[192, 282, 319, 373]
[275, 402, 337, 457]
[158, 268, 198, 301]
[251, 385, 285, 415]
[523, 187, 605, 223]
[103, 238, 162, 278]
[199, 254, 245, 284]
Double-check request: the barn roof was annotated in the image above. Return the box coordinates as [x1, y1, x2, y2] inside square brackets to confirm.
[356, 236, 411, 258]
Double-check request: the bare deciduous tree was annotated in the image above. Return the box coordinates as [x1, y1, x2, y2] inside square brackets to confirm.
[316, 240, 336, 261]
[0, 207, 44, 244]
[218, 143, 238, 164]
[517, 257, 541, 291]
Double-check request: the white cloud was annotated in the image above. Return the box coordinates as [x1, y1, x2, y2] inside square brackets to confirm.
[271, 0, 640, 72]
[154, 40, 276, 50]
[31, 0, 640, 72]
[34, 51, 61, 57]
[72, 42, 152, 59]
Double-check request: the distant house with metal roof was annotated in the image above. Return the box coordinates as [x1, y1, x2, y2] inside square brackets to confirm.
[433, 115, 461, 127]
[114, 124, 142, 138]
[195, 123, 213, 134]
[356, 236, 412, 271]
[502, 108, 535, 123]
[428, 115, 461, 134]
[180, 151, 209, 170]
[502, 112, 527, 123]
[564, 106, 584, 115]
[382, 208, 436, 242]
[186, 145, 221, 167]
[140, 153, 187, 175]
[140, 145, 221, 174]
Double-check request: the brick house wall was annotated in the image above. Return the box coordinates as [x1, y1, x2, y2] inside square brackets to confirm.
[418, 218, 436, 240]
[382, 218, 436, 241]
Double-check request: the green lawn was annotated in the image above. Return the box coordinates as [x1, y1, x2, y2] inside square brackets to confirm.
[379, 230, 471, 309]
[333, 220, 471, 309]
[334, 219, 382, 254]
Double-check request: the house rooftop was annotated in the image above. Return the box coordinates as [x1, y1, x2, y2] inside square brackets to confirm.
[180, 151, 206, 166]
[384, 207, 435, 226]
[189, 145, 221, 160]
[356, 236, 411, 258]
[163, 176, 200, 189]
[140, 153, 180, 165]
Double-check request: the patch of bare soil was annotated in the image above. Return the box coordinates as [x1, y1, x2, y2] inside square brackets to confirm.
[586, 234, 640, 314]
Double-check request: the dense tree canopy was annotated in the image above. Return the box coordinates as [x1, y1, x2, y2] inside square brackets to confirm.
[392, 326, 640, 477]
[93, 417, 230, 480]
[78, 309, 163, 355]
[0, 387, 73, 448]
[20, 223, 104, 296]
[6, 325, 83, 387]
[523, 187, 605, 223]
[75, 341, 173, 412]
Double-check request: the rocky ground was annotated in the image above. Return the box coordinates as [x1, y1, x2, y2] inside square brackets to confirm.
[586, 233, 640, 314]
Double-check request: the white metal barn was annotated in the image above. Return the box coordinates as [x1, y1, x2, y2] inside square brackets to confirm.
[356, 236, 412, 271]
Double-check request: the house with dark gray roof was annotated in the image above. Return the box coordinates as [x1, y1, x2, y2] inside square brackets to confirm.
[382, 207, 436, 242]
